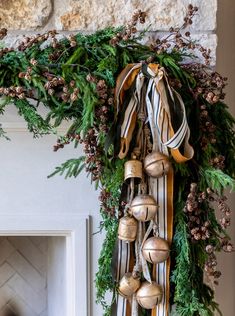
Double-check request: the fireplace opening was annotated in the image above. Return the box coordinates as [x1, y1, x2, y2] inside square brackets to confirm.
[0, 213, 90, 316]
[0, 236, 67, 316]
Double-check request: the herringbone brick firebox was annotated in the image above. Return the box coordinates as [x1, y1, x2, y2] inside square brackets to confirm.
[0, 236, 48, 316]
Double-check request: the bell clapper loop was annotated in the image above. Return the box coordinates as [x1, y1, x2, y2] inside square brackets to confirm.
[152, 220, 159, 237]
[131, 153, 137, 160]
[123, 204, 130, 217]
[129, 178, 135, 203]
[140, 180, 147, 195]
[143, 125, 152, 154]
[147, 177, 153, 196]
[133, 222, 142, 277]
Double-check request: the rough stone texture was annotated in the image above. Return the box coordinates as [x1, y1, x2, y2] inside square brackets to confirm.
[54, 0, 217, 31]
[146, 33, 217, 66]
[0, 0, 52, 30]
[0, 0, 218, 59]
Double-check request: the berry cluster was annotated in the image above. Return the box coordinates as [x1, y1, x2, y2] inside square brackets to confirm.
[217, 196, 231, 229]
[87, 75, 113, 133]
[67, 34, 77, 48]
[0, 28, 7, 40]
[205, 245, 221, 285]
[110, 10, 146, 46]
[18, 30, 57, 51]
[0, 86, 25, 100]
[184, 183, 233, 284]
[199, 104, 216, 150]
[183, 64, 227, 102]
[44, 75, 66, 96]
[184, 183, 211, 241]
[209, 155, 225, 170]
[152, 5, 211, 65]
[18, 65, 35, 81]
[220, 237, 233, 253]
[53, 134, 80, 152]
[204, 237, 233, 285]
[99, 189, 116, 217]
[82, 128, 103, 181]
[0, 47, 14, 58]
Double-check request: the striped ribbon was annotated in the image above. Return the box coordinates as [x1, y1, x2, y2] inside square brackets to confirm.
[116, 240, 131, 316]
[114, 63, 194, 316]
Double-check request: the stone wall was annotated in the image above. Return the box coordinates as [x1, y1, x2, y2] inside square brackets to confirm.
[0, 0, 218, 64]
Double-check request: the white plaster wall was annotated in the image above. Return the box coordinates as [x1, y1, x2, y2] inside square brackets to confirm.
[0, 114, 104, 316]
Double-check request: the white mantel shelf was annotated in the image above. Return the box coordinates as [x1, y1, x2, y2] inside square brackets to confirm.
[1, 122, 68, 133]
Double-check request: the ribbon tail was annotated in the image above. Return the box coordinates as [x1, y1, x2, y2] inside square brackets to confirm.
[131, 293, 139, 316]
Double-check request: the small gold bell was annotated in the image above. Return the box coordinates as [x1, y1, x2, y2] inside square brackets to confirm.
[136, 281, 163, 309]
[142, 236, 170, 264]
[118, 272, 141, 298]
[118, 216, 138, 242]
[130, 194, 158, 222]
[144, 151, 171, 178]
[124, 159, 143, 183]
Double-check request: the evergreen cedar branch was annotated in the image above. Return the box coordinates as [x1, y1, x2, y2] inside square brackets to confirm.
[0, 6, 234, 316]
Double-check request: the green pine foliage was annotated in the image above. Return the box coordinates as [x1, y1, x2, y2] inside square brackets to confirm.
[0, 18, 234, 316]
[14, 98, 52, 136]
[172, 201, 222, 316]
[200, 168, 235, 194]
[47, 157, 86, 179]
[95, 214, 118, 314]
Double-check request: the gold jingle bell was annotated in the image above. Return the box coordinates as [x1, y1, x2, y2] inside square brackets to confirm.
[118, 216, 138, 242]
[136, 281, 163, 309]
[144, 151, 171, 178]
[124, 159, 143, 183]
[118, 272, 141, 298]
[130, 194, 158, 222]
[142, 236, 170, 264]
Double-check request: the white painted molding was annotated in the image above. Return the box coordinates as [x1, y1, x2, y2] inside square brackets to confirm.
[0, 213, 91, 316]
[1, 121, 69, 132]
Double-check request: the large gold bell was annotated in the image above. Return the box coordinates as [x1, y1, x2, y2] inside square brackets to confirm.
[118, 273, 141, 298]
[124, 159, 142, 182]
[142, 236, 170, 264]
[130, 194, 158, 222]
[144, 151, 171, 178]
[118, 216, 138, 242]
[136, 281, 163, 309]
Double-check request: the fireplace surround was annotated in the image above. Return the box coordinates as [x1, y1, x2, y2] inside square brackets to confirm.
[0, 213, 91, 316]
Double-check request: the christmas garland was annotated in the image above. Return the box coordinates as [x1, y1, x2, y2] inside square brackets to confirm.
[0, 6, 234, 316]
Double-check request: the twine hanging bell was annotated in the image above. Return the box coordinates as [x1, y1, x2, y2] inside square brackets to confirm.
[124, 159, 142, 183]
[142, 236, 170, 264]
[118, 215, 138, 242]
[136, 281, 163, 309]
[130, 194, 158, 222]
[144, 151, 171, 178]
[118, 272, 141, 298]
